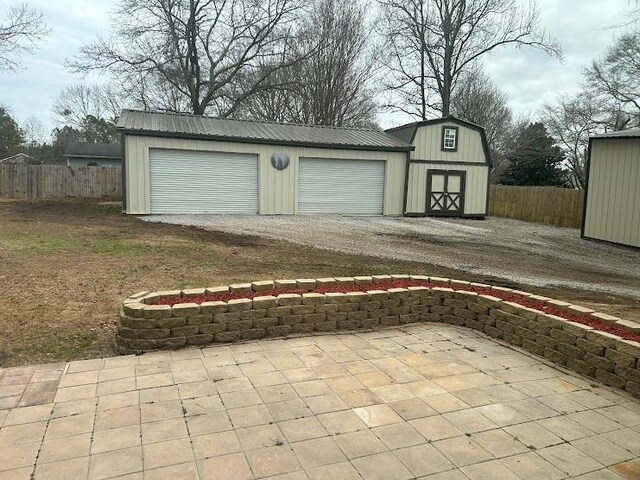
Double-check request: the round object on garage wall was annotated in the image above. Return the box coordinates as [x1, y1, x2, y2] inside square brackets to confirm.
[271, 151, 290, 170]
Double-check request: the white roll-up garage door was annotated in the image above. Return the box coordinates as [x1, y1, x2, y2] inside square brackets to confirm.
[298, 158, 385, 214]
[149, 149, 258, 214]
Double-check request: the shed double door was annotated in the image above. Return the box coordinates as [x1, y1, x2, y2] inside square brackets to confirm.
[426, 170, 465, 216]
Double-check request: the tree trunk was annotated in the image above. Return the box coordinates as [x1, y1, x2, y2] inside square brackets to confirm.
[441, 87, 451, 117]
[193, 102, 206, 115]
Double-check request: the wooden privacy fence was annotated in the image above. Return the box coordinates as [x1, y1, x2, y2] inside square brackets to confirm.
[489, 185, 584, 228]
[0, 164, 122, 199]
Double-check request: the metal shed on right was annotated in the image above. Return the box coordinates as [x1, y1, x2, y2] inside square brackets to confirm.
[387, 116, 491, 218]
[582, 130, 640, 248]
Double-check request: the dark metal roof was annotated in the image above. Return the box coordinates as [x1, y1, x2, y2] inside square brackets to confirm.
[384, 124, 415, 145]
[592, 128, 640, 139]
[386, 115, 486, 139]
[385, 115, 493, 167]
[117, 110, 414, 152]
[63, 142, 122, 159]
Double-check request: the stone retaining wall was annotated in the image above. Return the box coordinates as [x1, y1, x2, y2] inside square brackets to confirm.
[116, 275, 640, 398]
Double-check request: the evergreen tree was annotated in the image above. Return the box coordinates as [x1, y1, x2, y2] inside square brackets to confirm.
[0, 107, 25, 157]
[501, 122, 567, 187]
[78, 115, 118, 143]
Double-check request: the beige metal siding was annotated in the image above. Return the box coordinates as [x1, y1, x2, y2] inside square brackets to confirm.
[125, 135, 149, 214]
[411, 123, 486, 163]
[124, 135, 406, 215]
[405, 163, 489, 215]
[584, 139, 640, 247]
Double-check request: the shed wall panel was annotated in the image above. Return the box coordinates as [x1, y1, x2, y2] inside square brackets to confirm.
[124, 135, 406, 215]
[412, 123, 486, 163]
[584, 139, 640, 247]
[406, 163, 488, 215]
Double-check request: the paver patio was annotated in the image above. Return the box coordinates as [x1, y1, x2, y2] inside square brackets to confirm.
[1, 323, 640, 479]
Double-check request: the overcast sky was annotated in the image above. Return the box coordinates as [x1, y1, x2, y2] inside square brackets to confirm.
[0, 0, 630, 138]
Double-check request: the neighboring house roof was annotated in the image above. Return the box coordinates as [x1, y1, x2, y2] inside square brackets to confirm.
[0, 153, 42, 165]
[116, 109, 414, 152]
[385, 116, 493, 167]
[63, 142, 122, 159]
[591, 128, 640, 139]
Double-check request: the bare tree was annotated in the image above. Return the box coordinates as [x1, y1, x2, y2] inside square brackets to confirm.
[70, 0, 302, 117]
[53, 83, 125, 128]
[21, 115, 46, 144]
[378, 0, 560, 118]
[624, 0, 640, 25]
[293, 0, 378, 126]
[244, 0, 379, 127]
[543, 86, 637, 189]
[585, 32, 640, 127]
[542, 93, 605, 189]
[121, 72, 193, 114]
[0, 2, 49, 70]
[240, 65, 297, 122]
[451, 65, 512, 179]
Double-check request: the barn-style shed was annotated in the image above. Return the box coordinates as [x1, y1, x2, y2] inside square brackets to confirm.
[387, 117, 492, 218]
[582, 130, 640, 248]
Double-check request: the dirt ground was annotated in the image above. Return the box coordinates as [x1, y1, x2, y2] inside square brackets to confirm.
[1, 199, 639, 367]
[146, 214, 640, 300]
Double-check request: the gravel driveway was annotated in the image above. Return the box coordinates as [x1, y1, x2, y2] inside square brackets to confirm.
[143, 215, 640, 300]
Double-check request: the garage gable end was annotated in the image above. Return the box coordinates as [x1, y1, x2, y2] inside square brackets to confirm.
[386, 116, 492, 166]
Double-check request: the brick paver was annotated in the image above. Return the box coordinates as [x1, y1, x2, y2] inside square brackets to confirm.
[1, 324, 640, 479]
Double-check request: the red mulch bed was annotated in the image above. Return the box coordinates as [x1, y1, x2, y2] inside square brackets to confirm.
[155, 279, 640, 343]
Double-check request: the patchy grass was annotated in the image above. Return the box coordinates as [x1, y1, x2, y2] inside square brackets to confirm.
[90, 238, 200, 257]
[1, 198, 638, 367]
[41, 332, 97, 360]
[0, 199, 438, 366]
[0, 232, 86, 254]
[0, 232, 196, 257]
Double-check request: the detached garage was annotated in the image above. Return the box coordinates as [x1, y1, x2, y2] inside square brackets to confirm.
[582, 130, 640, 248]
[117, 110, 411, 215]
